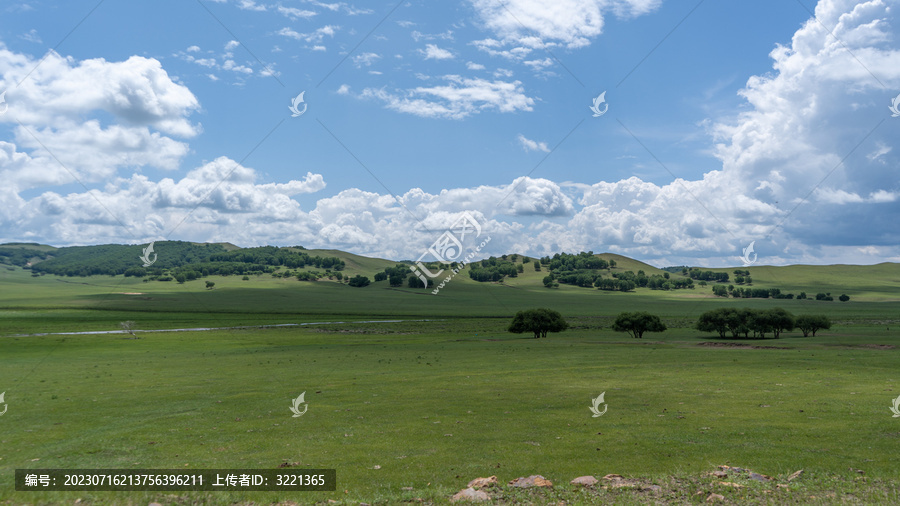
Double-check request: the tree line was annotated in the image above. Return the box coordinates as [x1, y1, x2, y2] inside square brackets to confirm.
[697, 307, 831, 338]
[504, 307, 832, 341]
[23, 242, 344, 279]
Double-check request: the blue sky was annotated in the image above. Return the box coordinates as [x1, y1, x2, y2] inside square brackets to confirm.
[0, 0, 898, 267]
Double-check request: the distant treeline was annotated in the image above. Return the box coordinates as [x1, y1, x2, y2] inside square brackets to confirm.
[0, 245, 53, 267]
[22, 242, 344, 278]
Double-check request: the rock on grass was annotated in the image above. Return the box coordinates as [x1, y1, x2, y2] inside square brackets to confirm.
[467, 476, 498, 488]
[570, 476, 598, 487]
[451, 487, 490, 502]
[508, 475, 553, 488]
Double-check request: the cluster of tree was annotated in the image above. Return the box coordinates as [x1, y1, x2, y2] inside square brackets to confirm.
[0, 245, 52, 267]
[810, 292, 850, 302]
[29, 242, 229, 277]
[24, 242, 346, 279]
[507, 308, 569, 338]
[687, 268, 730, 282]
[593, 277, 635, 291]
[208, 246, 344, 270]
[731, 269, 753, 284]
[696, 307, 832, 338]
[539, 251, 614, 271]
[161, 262, 278, 282]
[711, 285, 794, 299]
[23, 241, 345, 282]
[711, 285, 850, 302]
[506, 309, 670, 341]
[347, 275, 371, 287]
[374, 264, 413, 287]
[407, 275, 435, 288]
[468, 256, 518, 282]
[612, 270, 693, 290]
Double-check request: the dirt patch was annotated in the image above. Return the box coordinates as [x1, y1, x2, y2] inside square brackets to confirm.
[856, 344, 896, 350]
[698, 342, 788, 350]
[118, 292, 145, 295]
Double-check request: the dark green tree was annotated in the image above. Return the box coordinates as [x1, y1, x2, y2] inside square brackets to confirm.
[795, 315, 831, 337]
[508, 308, 569, 338]
[348, 275, 371, 287]
[612, 312, 667, 339]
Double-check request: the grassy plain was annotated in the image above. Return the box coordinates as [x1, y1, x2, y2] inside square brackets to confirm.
[1, 259, 899, 504]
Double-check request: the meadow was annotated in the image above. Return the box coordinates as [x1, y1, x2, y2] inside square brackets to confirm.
[1, 259, 899, 504]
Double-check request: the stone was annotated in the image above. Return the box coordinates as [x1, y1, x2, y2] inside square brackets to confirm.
[570, 476, 598, 487]
[467, 476, 498, 489]
[451, 487, 490, 502]
[602, 474, 624, 481]
[712, 471, 727, 478]
[707, 493, 725, 502]
[508, 475, 553, 488]
[749, 472, 772, 482]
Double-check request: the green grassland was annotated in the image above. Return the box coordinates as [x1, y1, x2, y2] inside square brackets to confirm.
[1, 248, 899, 504]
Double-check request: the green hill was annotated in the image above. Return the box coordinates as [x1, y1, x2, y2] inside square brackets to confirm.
[1, 242, 897, 305]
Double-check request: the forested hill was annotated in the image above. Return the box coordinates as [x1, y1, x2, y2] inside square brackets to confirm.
[0, 242, 347, 278]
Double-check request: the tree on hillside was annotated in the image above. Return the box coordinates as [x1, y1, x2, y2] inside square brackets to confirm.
[839, 294, 850, 302]
[611, 312, 667, 339]
[348, 275, 371, 287]
[205, 281, 215, 290]
[508, 308, 569, 338]
[795, 315, 831, 337]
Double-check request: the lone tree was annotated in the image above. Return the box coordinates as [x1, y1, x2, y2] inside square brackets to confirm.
[795, 314, 831, 337]
[508, 308, 569, 338]
[205, 281, 215, 290]
[612, 311, 667, 339]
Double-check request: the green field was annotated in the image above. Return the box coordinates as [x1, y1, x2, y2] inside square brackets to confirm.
[1, 257, 899, 504]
